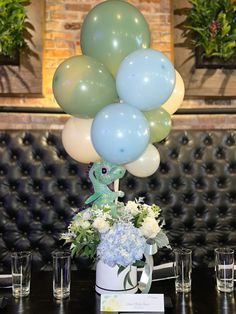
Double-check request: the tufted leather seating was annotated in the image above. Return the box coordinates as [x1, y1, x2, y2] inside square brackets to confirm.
[0, 129, 236, 271]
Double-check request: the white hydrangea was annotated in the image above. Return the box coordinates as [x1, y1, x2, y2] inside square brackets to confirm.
[140, 217, 161, 239]
[93, 217, 110, 233]
[125, 201, 140, 216]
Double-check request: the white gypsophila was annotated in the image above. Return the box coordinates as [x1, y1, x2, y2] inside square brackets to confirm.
[93, 217, 110, 233]
[125, 201, 140, 216]
[82, 211, 91, 221]
[92, 208, 111, 220]
[140, 217, 161, 239]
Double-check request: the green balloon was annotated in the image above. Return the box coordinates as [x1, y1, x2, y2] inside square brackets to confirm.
[144, 108, 172, 143]
[80, 0, 151, 77]
[52, 55, 118, 118]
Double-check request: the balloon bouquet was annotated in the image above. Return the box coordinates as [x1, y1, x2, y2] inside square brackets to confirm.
[52, 0, 185, 178]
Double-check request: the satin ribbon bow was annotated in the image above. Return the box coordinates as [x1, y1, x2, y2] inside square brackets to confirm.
[138, 239, 158, 294]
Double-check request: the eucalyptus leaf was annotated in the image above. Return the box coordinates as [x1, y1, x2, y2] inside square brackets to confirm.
[155, 230, 172, 249]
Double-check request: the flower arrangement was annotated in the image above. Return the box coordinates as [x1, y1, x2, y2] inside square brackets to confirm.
[187, 0, 236, 60]
[62, 198, 170, 269]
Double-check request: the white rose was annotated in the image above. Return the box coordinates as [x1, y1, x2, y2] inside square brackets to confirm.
[126, 201, 140, 216]
[93, 217, 110, 233]
[140, 217, 161, 239]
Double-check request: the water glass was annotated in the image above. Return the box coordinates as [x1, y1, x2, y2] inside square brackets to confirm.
[174, 248, 192, 293]
[215, 248, 234, 293]
[11, 251, 32, 298]
[52, 251, 71, 299]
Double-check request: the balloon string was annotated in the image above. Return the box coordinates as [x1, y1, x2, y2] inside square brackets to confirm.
[114, 179, 119, 204]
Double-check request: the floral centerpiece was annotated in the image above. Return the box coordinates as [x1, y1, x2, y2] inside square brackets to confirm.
[62, 161, 170, 294]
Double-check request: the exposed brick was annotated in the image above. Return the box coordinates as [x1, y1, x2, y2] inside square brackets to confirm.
[46, 4, 65, 11]
[46, 21, 65, 31]
[55, 41, 75, 49]
[45, 50, 73, 58]
[45, 40, 56, 49]
[46, 31, 75, 40]
[64, 22, 81, 30]
[65, 4, 92, 11]
[51, 12, 78, 20]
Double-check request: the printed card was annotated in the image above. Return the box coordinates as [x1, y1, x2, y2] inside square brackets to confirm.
[101, 293, 164, 313]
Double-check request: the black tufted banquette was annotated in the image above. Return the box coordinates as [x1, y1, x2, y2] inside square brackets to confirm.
[1, 129, 236, 271]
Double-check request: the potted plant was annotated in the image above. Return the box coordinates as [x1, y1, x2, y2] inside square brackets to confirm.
[186, 0, 236, 68]
[0, 0, 30, 66]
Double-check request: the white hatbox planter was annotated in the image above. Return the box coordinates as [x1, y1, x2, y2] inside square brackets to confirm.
[95, 260, 138, 294]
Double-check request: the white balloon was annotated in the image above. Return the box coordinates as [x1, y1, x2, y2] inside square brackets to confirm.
[62, 117, 100, 164]
[162, 70, 185, 115]
[125, 144, 160, 177]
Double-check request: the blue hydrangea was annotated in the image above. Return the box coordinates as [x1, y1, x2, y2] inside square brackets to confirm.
[97, 222, 146, 267]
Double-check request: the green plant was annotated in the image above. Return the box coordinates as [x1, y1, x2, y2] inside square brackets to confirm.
[187, 0, 236, 60]
[0, 0, 30, 58]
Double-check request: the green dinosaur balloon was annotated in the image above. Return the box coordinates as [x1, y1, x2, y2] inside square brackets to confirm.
[85, 160, 126, 217]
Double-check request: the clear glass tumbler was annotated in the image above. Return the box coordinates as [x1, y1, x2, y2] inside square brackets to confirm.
[215, 248, 234, 293]
[174, 248, 192, 293]
[52, 251, 71, 299]
[11, 251, 32, 298]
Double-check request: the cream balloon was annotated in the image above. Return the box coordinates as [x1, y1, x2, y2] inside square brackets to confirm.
[125, 144, 160, 178]
[62, 117, 100, 164]
[161, 70, 185, 115]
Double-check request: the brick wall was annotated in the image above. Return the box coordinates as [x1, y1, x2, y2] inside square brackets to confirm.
[0, 0, 172, 108]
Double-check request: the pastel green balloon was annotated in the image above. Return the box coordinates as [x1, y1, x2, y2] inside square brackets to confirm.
[144, 108, 172, 143]
[52, 55, 118, 118]
[80, 0, 150, 77]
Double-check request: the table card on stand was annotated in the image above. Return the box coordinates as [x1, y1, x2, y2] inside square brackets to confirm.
[100, 294, 164, 313]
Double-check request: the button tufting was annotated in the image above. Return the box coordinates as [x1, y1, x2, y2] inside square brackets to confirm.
[217, 177, 227, 188]
[215, 147, 225, 159]
[194, 147, 204, 159]
[180, 136, 189, 145]
[22, 133, 34, 145]
[182, 163, 193, 174]
[1, 129, 236, 271]
[159, 162, 170, 174]
[225, 134, 235, 146]
[227, 161, 236, 173]
[169, 149, 179, 159]
[68, 164, 79, 175]
[203, 135, 213, 146]
[0, 133, 10, 146]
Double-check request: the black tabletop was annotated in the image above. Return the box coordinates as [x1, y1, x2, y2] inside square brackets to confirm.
[0, 268, 236, 314]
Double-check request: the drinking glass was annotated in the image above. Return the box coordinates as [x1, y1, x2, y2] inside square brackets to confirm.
[174, 248, 192, 293]
[52, 251, 71, 299]
[11, 251, 32, 298]
[215, 248, 234, 293]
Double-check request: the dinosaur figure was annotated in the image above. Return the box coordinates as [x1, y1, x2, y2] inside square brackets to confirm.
[85, 160, 126, 216]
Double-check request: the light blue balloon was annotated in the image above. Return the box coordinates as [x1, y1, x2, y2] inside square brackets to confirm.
[116, 48, 176, 111]
[91, 103, 150, 164]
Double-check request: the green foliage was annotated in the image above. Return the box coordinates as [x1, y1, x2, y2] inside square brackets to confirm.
[71, 226, 100, 261]
[0, 0, 29, 58]
[187, 0, 236, 60]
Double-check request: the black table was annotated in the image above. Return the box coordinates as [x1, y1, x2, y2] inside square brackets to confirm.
[1, 268, 236, 314]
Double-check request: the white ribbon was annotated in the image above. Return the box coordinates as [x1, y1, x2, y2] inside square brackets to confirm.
[138, 240, 158, 293]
